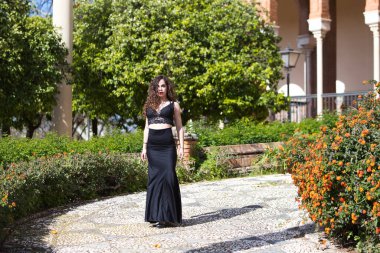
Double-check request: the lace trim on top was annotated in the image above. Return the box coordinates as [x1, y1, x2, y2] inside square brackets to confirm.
[146, 102, 174, 126]
[148, 116, 173, 125]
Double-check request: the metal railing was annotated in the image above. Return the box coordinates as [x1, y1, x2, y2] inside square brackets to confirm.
[274, 90, 373, 122]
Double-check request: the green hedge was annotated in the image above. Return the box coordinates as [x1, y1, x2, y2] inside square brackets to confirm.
[0, 116, 339, 169]
[0, 131, 143, 167]
[193, 114, 338, 147]
[0, 152, 147, 242]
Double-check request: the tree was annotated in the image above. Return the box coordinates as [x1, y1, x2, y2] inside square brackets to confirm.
[0, 0, 31, 134]
[0, 1, 68, 138]
[74, 0, 286, 127]
[17, 16, 68, 138]
[72, 0, 117, 135]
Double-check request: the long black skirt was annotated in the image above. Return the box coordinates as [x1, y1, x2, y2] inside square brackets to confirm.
[145, 128, 182, 224]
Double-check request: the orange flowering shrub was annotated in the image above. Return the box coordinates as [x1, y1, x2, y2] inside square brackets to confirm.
[279, 81, 380, 251]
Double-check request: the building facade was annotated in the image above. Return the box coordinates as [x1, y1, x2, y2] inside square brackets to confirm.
[256, 0, 380, 120]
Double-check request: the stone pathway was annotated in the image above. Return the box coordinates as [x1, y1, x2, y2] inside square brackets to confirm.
[2, 174, 353, 253]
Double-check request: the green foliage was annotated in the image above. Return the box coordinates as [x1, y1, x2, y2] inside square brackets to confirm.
[196, 147, 233, 180]
[192, 114, 338, 147]
[15, 16, 68, 136]
[175, 158, 199, 183]
[276, 82, 380, 251]
[250, 147, 286, 176]
[73, 0, 285, 126]
[0, 2, 67, 137]
[73, 0, 117, 122]
[0, 131, 143, 167]
[0, 152, 148, 241]
[0, 0, 30, 130]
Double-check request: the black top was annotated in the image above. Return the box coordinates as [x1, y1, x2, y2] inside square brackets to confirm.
[146, 101, 175, 126]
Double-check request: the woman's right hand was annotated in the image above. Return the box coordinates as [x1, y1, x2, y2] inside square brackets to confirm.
[141, 148, 147, 161]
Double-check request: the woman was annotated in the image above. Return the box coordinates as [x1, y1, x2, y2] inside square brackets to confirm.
[141, 75, 184, 228]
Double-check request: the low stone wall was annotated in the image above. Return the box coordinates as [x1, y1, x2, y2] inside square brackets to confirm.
[203, 142, 283, 169]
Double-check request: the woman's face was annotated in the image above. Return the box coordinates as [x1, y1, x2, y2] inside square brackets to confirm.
[157, 79, 167, 99]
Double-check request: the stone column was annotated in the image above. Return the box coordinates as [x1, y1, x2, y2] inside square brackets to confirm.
[297, 35, 314, 118]
[52, 0, 73, 137]
[307, 0, 331, 117]
[364, 0, 380, 85]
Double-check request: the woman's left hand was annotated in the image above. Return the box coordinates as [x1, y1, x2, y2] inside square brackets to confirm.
[178, 147, 184, 160]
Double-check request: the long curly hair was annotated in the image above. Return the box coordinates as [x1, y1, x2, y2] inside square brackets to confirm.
[143, 75, 177, 116]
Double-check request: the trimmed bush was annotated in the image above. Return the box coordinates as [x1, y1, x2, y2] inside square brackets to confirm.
[0, 131, 143, 167]
[0, 152, 147, 242]
[278, 83, 380, 252]
[193, 115, 338, 147]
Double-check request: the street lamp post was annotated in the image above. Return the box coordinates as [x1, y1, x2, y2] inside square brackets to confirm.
[280, 46, 301, 121]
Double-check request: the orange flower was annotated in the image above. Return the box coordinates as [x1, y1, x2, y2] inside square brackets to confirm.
[361, 129, 369, 137]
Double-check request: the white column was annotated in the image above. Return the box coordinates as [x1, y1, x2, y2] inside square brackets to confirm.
[315, 32, 324, 116]
[297, 34, 315, 95]
[52, 0, 73, 137]
[304, 49, 313, 95]
[304, 49, 314, 117]
[371, 24, 380, 83]
[364, 11, 380, 86]
[308, 18, 330, 117]
[297, 34, 315, 118]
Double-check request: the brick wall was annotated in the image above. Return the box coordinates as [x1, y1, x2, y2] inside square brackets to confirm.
[203, 142, 283, 168]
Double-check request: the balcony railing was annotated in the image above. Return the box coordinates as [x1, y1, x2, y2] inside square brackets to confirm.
[274, 90, 373, 122]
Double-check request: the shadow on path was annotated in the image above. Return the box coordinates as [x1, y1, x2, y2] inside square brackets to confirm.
[182, 205, 263, 227]
[185, 223, 316, 253]
[0, 196, 112, 253]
